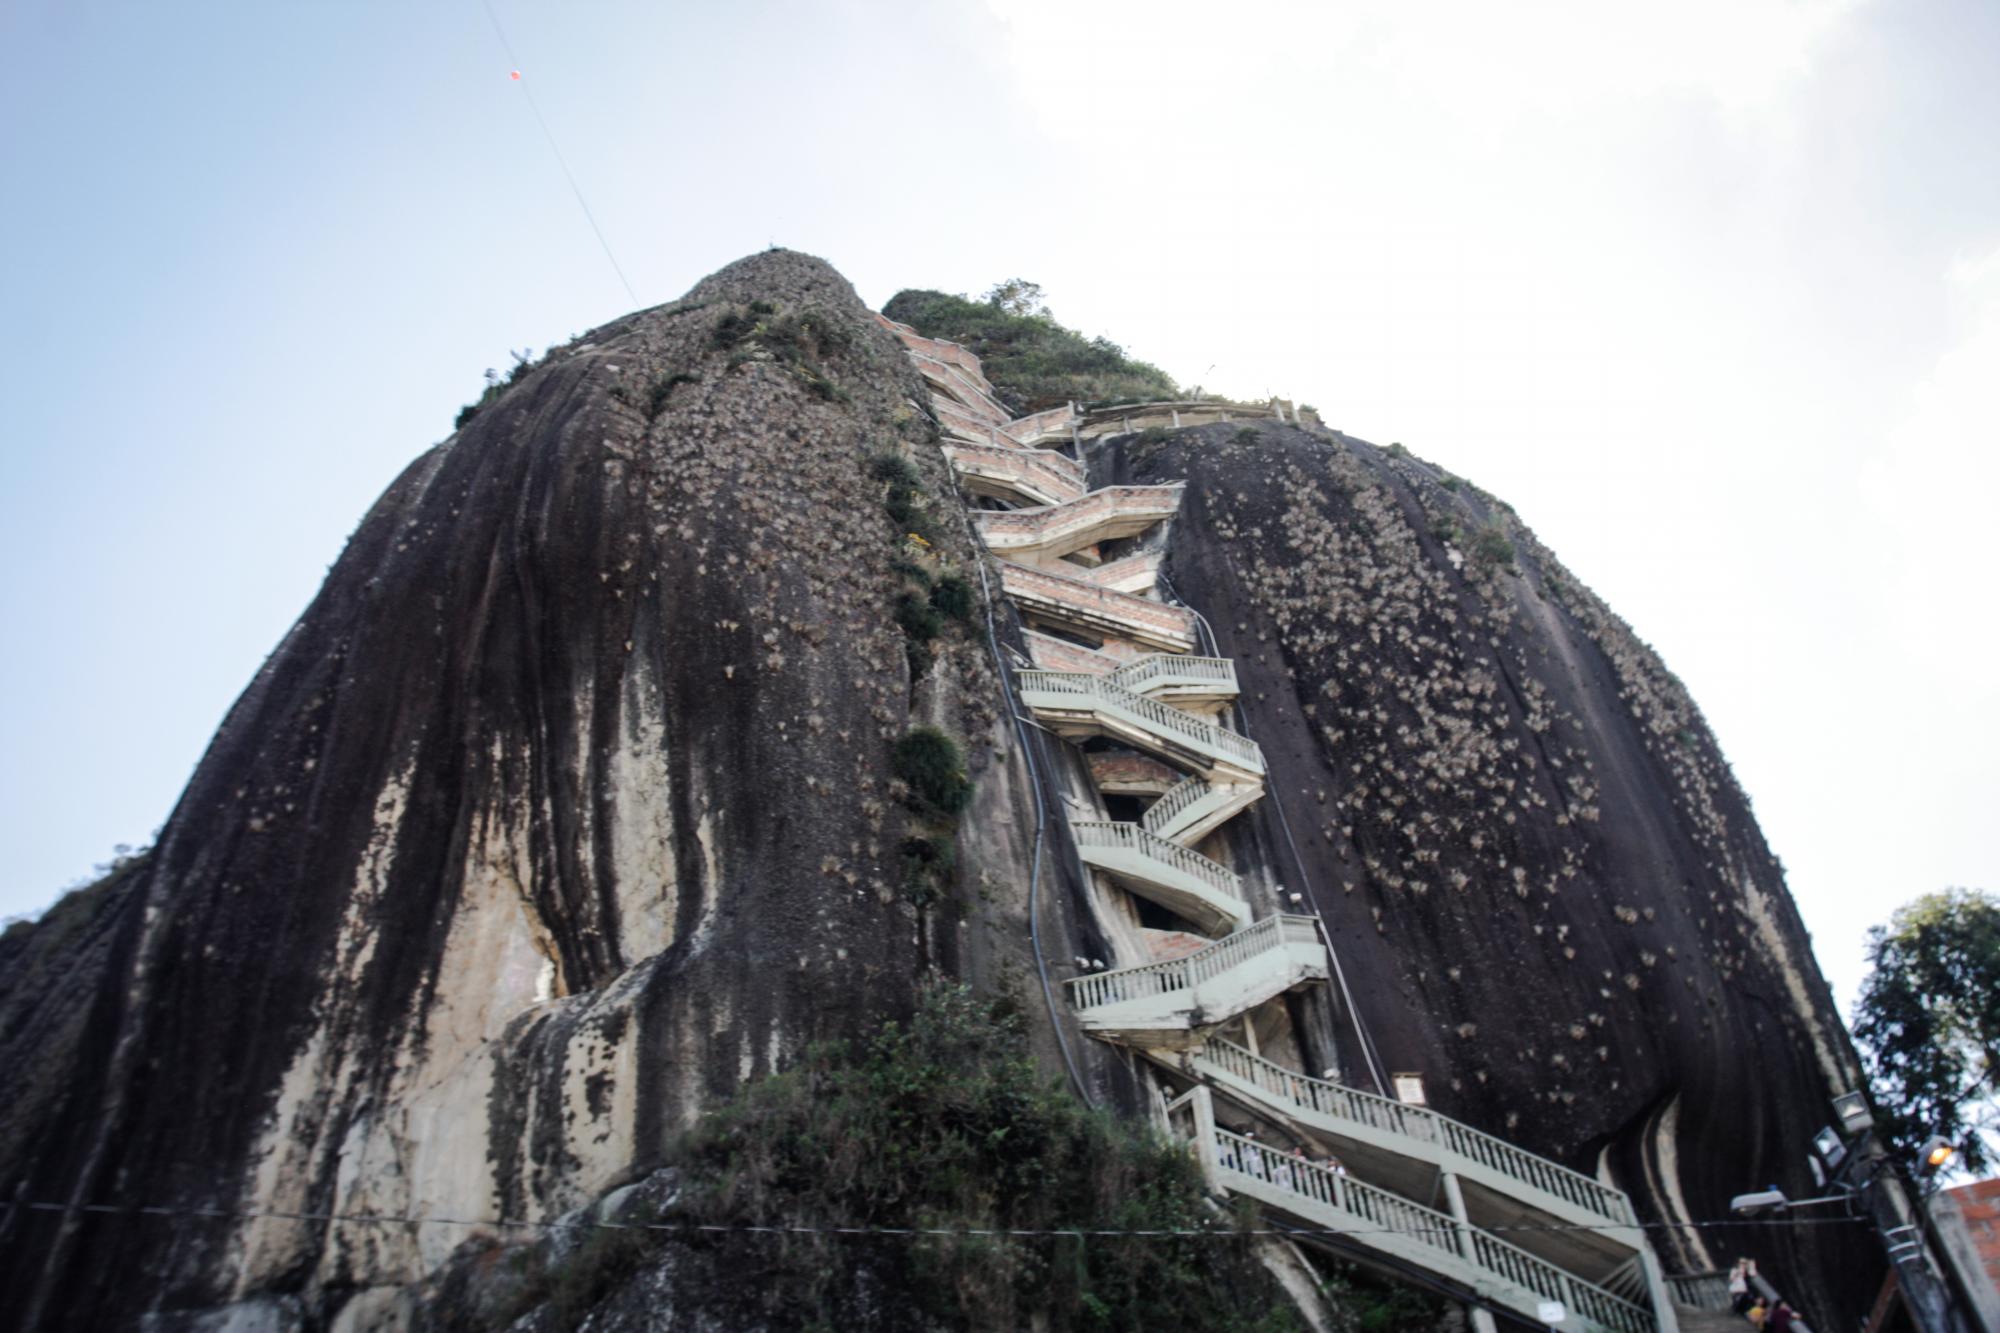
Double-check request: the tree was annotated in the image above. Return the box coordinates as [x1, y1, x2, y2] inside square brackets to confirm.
[982, 278, 1048, 319]
[1854, 888, 2000, 1173]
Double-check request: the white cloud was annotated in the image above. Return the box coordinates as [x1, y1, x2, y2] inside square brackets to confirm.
[1864, 242, 2000, 689]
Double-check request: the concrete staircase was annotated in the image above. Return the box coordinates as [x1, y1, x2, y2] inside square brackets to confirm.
[877, 312, 1683, 1333]
[1063, 916, 1331, 1046]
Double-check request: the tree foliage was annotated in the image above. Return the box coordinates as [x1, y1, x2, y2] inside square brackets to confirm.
[882, 287, 1177, 412]
[1854, 887, 2000, 1172]
[983, 277, 1049, 318]
[501, 987, 1316, 1331]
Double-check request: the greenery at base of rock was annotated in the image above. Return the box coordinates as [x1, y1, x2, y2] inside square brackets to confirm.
[882, 288, 1177, 412]
[489, 987, 1309, 1332]
[1855, 887, 2000, 1173]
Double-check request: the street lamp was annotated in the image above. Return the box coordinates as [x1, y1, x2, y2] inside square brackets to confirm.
[1729, 1187, 1860, 1218]
[1918, 1136, 1957, 1177]
[1732, 1092, 1972, 1333]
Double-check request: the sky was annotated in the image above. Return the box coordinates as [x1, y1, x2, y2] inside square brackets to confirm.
[1, 0, 1995, 1022]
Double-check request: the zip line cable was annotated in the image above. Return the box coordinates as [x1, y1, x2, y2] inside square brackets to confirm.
[0, 1197, 1866, 1241]
[479, 0, 642, 308]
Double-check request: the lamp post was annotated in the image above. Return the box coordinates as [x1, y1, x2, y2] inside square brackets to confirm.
[1732, 1093, 1972, 1333]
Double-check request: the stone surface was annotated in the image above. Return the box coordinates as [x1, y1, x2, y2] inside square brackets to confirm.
[0, 256, 1889, 1330]
[0, 251, 1124, 1331]
[1097, 419, 1884, 1322]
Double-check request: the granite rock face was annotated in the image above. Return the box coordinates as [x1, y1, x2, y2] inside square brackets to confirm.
[1099, 420, 1879, 1310]
[0, 255, 1880, 1327]
[0, 251, 1107, 1331]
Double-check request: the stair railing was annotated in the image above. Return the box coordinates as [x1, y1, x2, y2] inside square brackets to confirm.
[1071, 820, 1244, 902]
[1197, 1039, 1636, 1226]
[1063, 915, 1320, 1011]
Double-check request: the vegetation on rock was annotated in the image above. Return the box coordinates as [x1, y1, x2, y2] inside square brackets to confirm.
[492, 987, 1309, 1332]
[882, 285, 1177, 412]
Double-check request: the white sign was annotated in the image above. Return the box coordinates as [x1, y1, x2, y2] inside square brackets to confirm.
[1537, 1300, 1568, 1324]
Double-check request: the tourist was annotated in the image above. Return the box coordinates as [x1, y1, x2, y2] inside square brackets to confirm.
[1768, 1300, 1795, 1332]
[1281, 1145, 1310, 1191]
[1744, 1297, 1768, 1328]
[1729, 1259, 1758, 1314]
[1242, 1129, 1268, 1180]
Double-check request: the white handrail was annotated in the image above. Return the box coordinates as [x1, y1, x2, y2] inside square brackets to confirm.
[1210, 1129, 1654, 1333]
[1664, 1272, 1731, 1311]
[1108, 654, 1238, 693]
[1082, 552, 1163, 589]
[907, 351, 1011, 424]
[1143, 777, 1214, 835]
[942, 442, 1085, 502]
[1197, 1039, 1635, 1226]
[1004, 404, 1077, 443]
[934, 399, 1028, 449]
[1071, 820, 1243, 902]
[1018, 669, 1263, 770]
[1000, 563, 1198, 643]
[973, 485, 1184, 539]
[1063, 915, 1319, 1010]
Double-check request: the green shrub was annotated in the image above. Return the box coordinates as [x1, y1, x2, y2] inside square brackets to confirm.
[873, 452, 938, 545]
[899, 831, 958, 906]
[1385, 442, 1409, 460]
[493, 990, 1438, 1330]
[892, 728, 972, 818]
[544, 1226, 654, 1329]
[930, 574, 974, 622]
[713, 302, 850, 402]
[667, 986, 1304, 1332]
[646, 371, 700, 420]
[1471, 523, 1516, 571]
[1232, 426, 1261, 446]
[454, 403, 480, 430]
[894, 590, 944, 646]
[1440, 474, 1460, 492]
[870, 453, 922, 487]
[881, 289, 1177, 412]
[884, 487, 919, 528]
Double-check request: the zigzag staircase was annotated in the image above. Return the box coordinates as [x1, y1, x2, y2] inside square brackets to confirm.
[876, 310, 1684, 1333]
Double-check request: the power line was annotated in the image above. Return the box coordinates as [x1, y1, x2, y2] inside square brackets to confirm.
[0, 1197, 1866, 1241]
[479, 0, 641, 308]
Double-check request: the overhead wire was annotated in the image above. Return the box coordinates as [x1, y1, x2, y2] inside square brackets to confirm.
[478, 0, 642, 308]
[0, 1197, 1867, 1241]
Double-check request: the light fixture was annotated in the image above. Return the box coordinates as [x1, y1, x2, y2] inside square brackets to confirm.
[1919, 1136, 1956, 1174]
[1832, 1091, 1874, 1135]
[1730, 1189, 1790, 1216]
